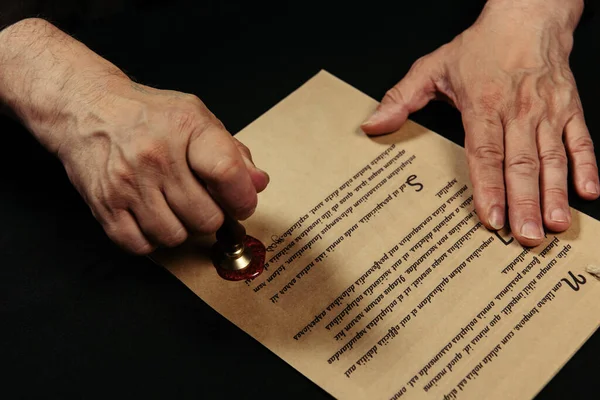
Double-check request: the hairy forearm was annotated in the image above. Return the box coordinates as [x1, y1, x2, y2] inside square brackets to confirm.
[0, 18, 126, 152]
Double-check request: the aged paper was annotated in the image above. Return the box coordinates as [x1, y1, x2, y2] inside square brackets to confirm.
[153, 71, 600, 400]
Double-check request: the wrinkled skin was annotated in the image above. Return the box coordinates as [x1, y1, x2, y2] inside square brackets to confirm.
[58, 81, 270, 254]
[2, 1, 598, 255]
[362, 0, 599, 247]
[0, 18, 268, 254]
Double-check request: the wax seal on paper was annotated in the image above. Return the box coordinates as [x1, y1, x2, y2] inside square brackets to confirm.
[211, 215, 266, 281]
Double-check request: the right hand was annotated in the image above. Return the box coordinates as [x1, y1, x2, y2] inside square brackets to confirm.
[59, 81, 269, 255]
[0, 19, 269, 255]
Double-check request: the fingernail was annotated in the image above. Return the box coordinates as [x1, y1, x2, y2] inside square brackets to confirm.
[550, 208, 569, 223]
[488, 206, 504, 230]
[520, 221, 543, 240]
[585, 181, 599, 195]
[362, 109, 384, 127]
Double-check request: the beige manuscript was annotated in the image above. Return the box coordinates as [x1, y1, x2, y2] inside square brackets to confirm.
[153, 71, 600, 400]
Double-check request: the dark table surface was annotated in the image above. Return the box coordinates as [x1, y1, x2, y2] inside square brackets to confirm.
[1, 1, 598, 398]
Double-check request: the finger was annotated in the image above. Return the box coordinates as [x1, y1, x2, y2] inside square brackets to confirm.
[188, 124, 258, 220]
[232, 137, 254, 162]
[361, 55, 442, 135]
[504, 119, 544, 247]
[537, 119, 571, 232]
[233, 137, 270, 193]
[564, 113, 600, 200]
[131, 189, 188, 248]
[101, 209, 155, 255]
[163, 166, 225, 235]
[463, 111, 506, 231]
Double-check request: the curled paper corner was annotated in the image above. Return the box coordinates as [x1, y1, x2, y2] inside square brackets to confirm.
[585, 264, 600, 280]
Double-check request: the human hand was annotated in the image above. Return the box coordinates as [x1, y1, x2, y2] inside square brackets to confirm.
[59, 83, 269, 255]
[0, 19, 269, 254]
[361, 0, 598, 247]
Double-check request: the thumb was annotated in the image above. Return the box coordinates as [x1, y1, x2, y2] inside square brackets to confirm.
[361, 54, 443, 135]
[232, 137, 270, 193]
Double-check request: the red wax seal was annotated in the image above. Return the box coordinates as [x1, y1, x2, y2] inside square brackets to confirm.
[213, 235, 266, 281]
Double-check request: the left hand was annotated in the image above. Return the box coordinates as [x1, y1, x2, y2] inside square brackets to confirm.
[361, 0, 599, 247]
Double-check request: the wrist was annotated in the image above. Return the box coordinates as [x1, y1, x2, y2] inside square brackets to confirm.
[483, 0, 584, 33]
[0, 18, 128, 153]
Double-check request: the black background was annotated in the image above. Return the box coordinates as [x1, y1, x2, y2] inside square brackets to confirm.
[1, 1, 598, 398]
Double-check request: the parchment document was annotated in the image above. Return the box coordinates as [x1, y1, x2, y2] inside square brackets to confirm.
[154, 71, 600, 400]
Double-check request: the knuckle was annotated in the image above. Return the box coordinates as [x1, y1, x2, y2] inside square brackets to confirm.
[505, 153, 540, 175]
[474, 83, 505, 114]
[513, 94, 538, 119]
[575, 159, 599, 172]
[553, 70, 575, 92]
[209, 155, 244, 183]
[160, 226, 188, 247]
[531, 104, 547, 121]
[90, 205, 111, 229]
[96, 180, 129, 212]
[462, 111, 503, 135]
[135, 139, 172, 170]
[557, 86, 576, 107]
[103, 220, 121, 240]
[168, 95, 223, 133]
[471, 113, 503, 129]
[477, 183, 505, 195]
[102, 210, 129, 234]
[169, 107, 200, 132]
[564, 102, 583, 121]
[539, 148, 567, 168]
[197, 211, 224, 234]
[103, 189, 125, 211]
[183, 93, 206, 109]
[510, 196, 540, 210]
[541, 82, 575, 119]
[543, 187, 568, 201]
[569, 134, 595, 155]
[110, 164, 137, 188]
[86, 185, 103, 206]
[409, 56, 429, 73]
[469, 143, 504, 166]
[382, 86, 406, 107]
[168, 106, 220, 137]
[130, 242, 154, 256]
[103, 219, 154, 255]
